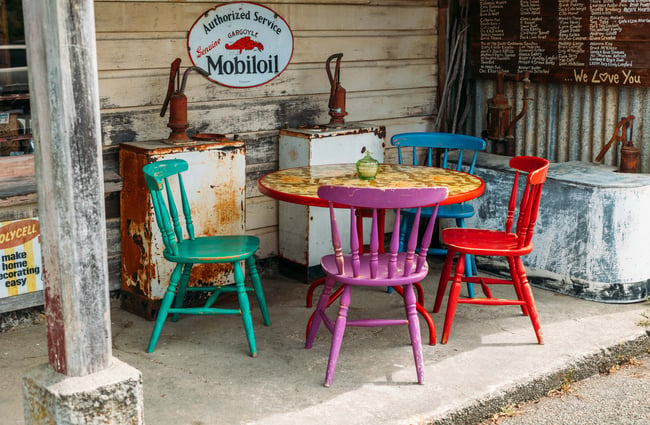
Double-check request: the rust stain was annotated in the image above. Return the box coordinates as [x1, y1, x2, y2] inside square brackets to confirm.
[190, 263, 233, 287]
[120, 149, 155, 298]
[120, 140, 244, 156]
[118, 142, 245, 317]
[43, 278, 67, 374]
[281, 125, 387, 140]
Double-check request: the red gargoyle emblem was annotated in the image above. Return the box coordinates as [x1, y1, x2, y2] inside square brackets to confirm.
[225, 37, 264, 54]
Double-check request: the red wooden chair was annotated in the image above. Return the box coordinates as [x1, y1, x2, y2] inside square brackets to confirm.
[306, 184, 448, 386]
[433, 156, 549, 345]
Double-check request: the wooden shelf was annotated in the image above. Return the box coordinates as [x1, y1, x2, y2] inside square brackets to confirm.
[0, 93, 29, 101]
[0, 133, 31, 142]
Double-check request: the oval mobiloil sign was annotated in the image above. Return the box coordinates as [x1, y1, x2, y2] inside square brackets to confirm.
[187, 2, 294, 88]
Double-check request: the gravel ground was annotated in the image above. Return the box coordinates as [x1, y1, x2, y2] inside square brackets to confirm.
[479, 352, 650, 425]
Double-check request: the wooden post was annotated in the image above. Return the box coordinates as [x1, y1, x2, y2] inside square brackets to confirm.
[23, 0, 110, 377]
[21, 1, 143, 422]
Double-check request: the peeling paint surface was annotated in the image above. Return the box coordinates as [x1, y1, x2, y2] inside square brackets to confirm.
[465, 153, 650, 302]
[120, 141, 245, 318]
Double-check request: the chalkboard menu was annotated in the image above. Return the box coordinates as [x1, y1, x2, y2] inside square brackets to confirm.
[470, 0, 650, 86]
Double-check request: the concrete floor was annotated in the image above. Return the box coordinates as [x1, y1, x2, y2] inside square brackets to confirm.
[1, 260, 649, 425]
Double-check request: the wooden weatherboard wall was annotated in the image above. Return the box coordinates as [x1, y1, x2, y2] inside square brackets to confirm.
[95, 1, 440, 273]
[470, 0, 650, 86]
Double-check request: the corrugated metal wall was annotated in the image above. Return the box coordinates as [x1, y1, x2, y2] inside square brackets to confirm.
[469, 81, 650, 173]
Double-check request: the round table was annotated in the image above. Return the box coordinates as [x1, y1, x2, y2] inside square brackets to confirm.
[258, 163, 484, 207]
[257, 163, 485, 345]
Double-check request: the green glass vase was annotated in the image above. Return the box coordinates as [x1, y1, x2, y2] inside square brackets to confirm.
[356, 151, 380, 180]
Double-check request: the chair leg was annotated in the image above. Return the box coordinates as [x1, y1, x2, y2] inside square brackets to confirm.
[305, 277, 325, 308]
[387, 214, 413, 294]
[391, 285, 436, 345]
[306, 284, 343, 341]
[234, 261, 257, 357]
[398, 213, 413, 253]
[402, 283, 424, 384]
[455, 218, 475, 298]
[463, 253, 475, 298]
[414, 282, 424, 306]
[172, 263, 193, 322]
[507, 256, 529, 316]
[324, 285, 351, 387]
[515, 257, 544, 344]
[246, 256, 270, 326]
[306, 275, 336, 349]
[147, 263, 183, 353]
[441, 254, 466, 344]
[433, 250, 456, 314]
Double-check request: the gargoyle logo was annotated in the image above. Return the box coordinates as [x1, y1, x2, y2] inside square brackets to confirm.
[226, 36, 264, 53]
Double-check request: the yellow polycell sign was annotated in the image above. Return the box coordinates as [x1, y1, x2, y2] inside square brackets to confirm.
[0, 218, 43, 298]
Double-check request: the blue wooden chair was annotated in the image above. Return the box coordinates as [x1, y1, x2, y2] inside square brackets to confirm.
[142, 159, 270, 357]
[391, 132, 486, 298]
[306, 184, 448, 386]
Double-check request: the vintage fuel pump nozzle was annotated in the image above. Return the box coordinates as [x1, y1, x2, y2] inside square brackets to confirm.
[326, 53, 347, 126]
[483, 71, 531, 156]
[160, 58, 209, 144]
[594, 115, 639, 173]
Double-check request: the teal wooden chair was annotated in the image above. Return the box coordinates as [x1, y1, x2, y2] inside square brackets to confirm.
[392, 132, 486, 298]
[142, 159, 270, 357]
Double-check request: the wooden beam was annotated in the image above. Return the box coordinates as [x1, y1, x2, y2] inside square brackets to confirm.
[23, 0, 111, 377]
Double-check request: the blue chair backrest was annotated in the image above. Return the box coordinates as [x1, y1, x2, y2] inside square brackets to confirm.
[391, 132, 486, 174]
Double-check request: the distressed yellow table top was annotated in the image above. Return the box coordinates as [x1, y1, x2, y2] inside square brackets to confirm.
[258, 163, 484, 207]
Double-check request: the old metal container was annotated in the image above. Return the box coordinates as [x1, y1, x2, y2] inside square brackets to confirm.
[119, 139, 246, 319]
[278, 124, 385, 282]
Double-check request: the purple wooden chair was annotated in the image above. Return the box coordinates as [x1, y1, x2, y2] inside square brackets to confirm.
[305, 185, 448, 386]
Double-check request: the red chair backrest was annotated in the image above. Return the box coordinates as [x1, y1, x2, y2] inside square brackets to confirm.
[505, 156, 550, 248]
[317, 185, 448, 279]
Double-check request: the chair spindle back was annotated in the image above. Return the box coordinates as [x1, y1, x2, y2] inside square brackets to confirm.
[142, 159, 197, 257]
[503, 156, 550, 248]
[317, 185, 448, 279]
[391, 132, 485, 174]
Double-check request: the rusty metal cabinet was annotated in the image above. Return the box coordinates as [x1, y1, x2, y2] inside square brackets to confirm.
[119, 140, 246, 319]
[278, 124, 385, 282]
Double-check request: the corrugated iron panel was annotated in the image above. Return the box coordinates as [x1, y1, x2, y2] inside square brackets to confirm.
[469, 81, 650, 173]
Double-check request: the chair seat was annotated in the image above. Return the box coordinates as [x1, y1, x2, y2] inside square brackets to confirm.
[441, 228, 533, 257]
[165, 235, 260, 263]
[321, 252, 429, 286]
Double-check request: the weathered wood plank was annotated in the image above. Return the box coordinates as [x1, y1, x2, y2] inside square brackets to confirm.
[96, 34, 437, 70]
[101, 88, 437, 144]
[246, 162, 278, 198]
[95, 3, 436, 32]
[0, 155, 35, 178]
[0, 205, 38, 222]
[0, 291, 44, 314]
[99, 60, 436, 109]
[246, 196, 278, 231]
[106, 217, 121, 256]
[244, 131, 278, 165]
[247, 225, 278, 258]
